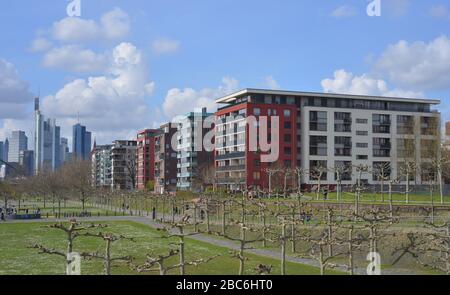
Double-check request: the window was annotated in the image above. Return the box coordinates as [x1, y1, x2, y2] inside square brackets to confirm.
[310, 111, 327, 131]
[356, 131, 368, 136]
[334, 112, 352, 133]
[284, 122, 292, 129]
[284, 134, 292, 143]
[397, 115, 414, 135]
[397, 139, 415, 158]
[284, 110, 291, 118]
[254, 108, 261, 116]
[335, 161, 352, 181]
[356, 119, 368, 124]
[310, 160, 327, 181]
[356, 143, 368, 148]
[253, 171, 261, 180]
[335, 137, 352, 156]
[284, 160, 292, 168]
[372, 162, 391, 181]
[421, 117, 438, 135]
[421, 139, 438, 159]
[310, 136, 327, 156]
[373, 114, 391, 134]
[373, 138, 391, 157]
[357, 155, 368, 160]
[284, 147, 292, 155]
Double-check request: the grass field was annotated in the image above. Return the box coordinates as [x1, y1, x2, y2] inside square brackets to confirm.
[0, 221, 336, 275]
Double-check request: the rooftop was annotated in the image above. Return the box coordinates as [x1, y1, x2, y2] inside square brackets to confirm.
[215, 88, 441, 105]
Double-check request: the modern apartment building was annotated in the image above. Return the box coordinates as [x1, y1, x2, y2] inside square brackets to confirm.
[136, 129, 159, 190]
[92, 144, 113, 189]
[215, 91, 299, 190]
[154, 123, 178, 194]
[7, 131, 28, 163]
[72, 124, 92, 161]
[215, 89, 441, 190]
[111, 140, 137, 190]
[177, 108, 215, 191]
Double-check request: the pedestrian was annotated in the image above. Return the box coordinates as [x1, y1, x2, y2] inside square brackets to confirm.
[1, 212, 5, 222]
[152, 207, 156, 220]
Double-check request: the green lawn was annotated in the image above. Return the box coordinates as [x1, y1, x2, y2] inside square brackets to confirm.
[0, 221, 334, 275]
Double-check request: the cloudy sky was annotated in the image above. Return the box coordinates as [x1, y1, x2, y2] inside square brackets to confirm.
[1, 0, 450, 147]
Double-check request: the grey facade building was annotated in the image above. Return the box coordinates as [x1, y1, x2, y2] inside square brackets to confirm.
[7, 131, 27, 163]
[92, 144, 113, 189]
[176, 108, 214, 191]
[111, 140, 137, 190]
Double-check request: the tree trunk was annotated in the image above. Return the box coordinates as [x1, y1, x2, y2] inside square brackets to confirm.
[281, 223, 286, 275]
[348, 227, 354, 275]
[179, 228, 185, 275]
[238, 226, 246, 275]
[105, 239, 111, 275]
[221, 202, 226, 236]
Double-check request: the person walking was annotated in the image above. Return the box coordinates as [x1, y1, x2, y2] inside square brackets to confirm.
[1, 212, 5, 222]
[152, 207, 156, 220]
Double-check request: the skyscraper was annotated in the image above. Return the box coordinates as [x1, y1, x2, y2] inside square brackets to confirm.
[60, 137, 70, 163]
[35, 97, 62, 173]
[72, 124, 92, 161]
[8, 131, 28, 163]
[0, 141, 5, 162]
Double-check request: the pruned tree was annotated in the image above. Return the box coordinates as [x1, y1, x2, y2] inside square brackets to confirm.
[392, 222, 450, 274]
[30, 220, 107, 274]
[80, 232, 134, 275]
[214, 220, 264, 275]
[309, 163, 328, 201]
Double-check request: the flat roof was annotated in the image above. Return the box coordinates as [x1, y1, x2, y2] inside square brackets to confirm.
[215, 88, 441, 105]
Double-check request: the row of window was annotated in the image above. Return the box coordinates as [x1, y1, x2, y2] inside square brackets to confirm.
[309, 112, 438, 135]
[309, 161, 438, 181]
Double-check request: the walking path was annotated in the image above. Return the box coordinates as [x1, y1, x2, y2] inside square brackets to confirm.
[4, 214, 417, 275]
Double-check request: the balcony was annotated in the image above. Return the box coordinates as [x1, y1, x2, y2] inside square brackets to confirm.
[215, 152, 245, 161]
[216, 165, 246, 172]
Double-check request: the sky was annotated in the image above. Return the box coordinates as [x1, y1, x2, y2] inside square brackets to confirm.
[1, 0, 450, 148]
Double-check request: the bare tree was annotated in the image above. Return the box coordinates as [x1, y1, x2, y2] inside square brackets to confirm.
[80, 232, 134, 275]
[62, 161, 93, 211]
[30, 221, 107, 273]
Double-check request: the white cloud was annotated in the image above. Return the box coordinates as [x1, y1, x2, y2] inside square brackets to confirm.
[263, 76, 280, 90]
[42, 45, 109, 73]
[429, 5, 450, 21]
[0, 59, 33, 120]
[163, 77, 239, 119]
[101, 8, 131, 40]
[151, 38, 181, 55]
[41, 42, 156, 144]
[374, 35, 450, 91]
[331, 6, 357, 18]
[51, 7, 130, 43]
[321, 69, 423, 98]
[29, 37, 53, 52]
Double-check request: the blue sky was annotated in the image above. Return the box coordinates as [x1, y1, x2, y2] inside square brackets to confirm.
[1, 0, 450, 146]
